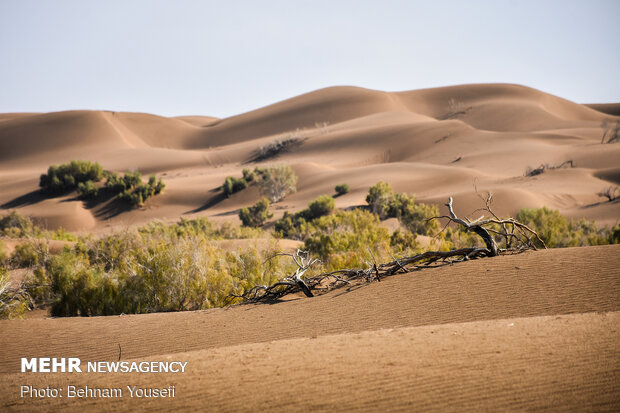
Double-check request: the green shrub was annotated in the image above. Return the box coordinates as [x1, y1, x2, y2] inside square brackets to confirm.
[239, 198, 273, 227]
[304, 209, 390, 262]
[0, 211, 35, 237]
[274, 211, 309, 240]
[389, 229, 421, 253]
[335, 184, 350, 195]
[308, 195, 335, 219]
[366, 181, 394, 219]
[77, 180, 99, 199]
[40, 160, 104, 194]
[393, 193, 440, 236]
[10, 241, 48, 268]
[0, 240, 8, 265]
[122, 171, 142, 189]
[116, 174, 165, 207]
[516, 207, 611, 248]
[611, 224, 620, 244]
[242, 168, 256, 182]
[273, 196, 334, 239]
[51, 227, 78, 242]
[223, 176, 248, 197]
[257, 165, 298, 202]
[104, 172, 127, 193]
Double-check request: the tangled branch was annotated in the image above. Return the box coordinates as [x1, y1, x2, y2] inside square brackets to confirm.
[229, 196, 546, 304]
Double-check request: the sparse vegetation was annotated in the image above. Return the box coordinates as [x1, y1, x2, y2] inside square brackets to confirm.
[598, 186, 619, 202]
[251, 135, 304, 162]
[601, 119, 620, 144]
[0, 268, 30, 319]
[525, 160, 574, 177]
[335, 184, 350, 196]
[40, 160, 104, 194]
[2, 177, 618, 318]
[239, 198, 273, 227]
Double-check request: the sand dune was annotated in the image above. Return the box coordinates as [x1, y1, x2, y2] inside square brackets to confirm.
[0, 82, 618, 230]
[1, 245, 618, 411]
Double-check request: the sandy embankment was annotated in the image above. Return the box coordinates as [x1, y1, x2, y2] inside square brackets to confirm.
[1, 245, 618, 411]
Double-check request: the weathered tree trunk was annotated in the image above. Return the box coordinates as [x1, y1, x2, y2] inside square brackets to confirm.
[470, 225, 499, 257]
[445, 197, 499, 257]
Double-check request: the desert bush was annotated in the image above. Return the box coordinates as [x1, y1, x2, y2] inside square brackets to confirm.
[252, 136, 302, 162]
[393, 193, 440, 236]
[32, 229, 293, 316]
[122, 171, 142, 189]
[515, 207, 611, 248]
[600, 119, 620, 144]
[0, 268, 30, 319]
[274, 211, 309, 240]
[308, 195, 335, 219]
[257, 165, 298, 202]
[104, 172, 127, 193]
[10, 241, 48, 268]
[117, 174, 165, 207]
[239, 198, 273, 227]
[304, 209, 391, 262]
[0, 240, 8, 265]
[51, 227, 78, 242]
[0, 211, 35, 237]
[335, 184, 350, 195]
[77, 180, 99, 199]
[40, 160, 104, 194]
[598, 186, 619, 202]
[610, 224, 620, 244]
[389, 229, 421, 254]
[223, 176, 248, 197]
[366, 181, 394, 219]
[242, 168, 256, 182]
[273, 195, 335, 239]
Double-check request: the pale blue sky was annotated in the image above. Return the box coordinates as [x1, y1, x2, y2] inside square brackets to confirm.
[0, 0, 618, 117]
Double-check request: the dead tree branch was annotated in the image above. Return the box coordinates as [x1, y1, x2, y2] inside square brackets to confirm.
[229, 197, 546, 304]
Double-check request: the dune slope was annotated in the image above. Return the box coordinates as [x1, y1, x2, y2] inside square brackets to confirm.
[1, 83, 619, 231]
[0, 244, 618, 411]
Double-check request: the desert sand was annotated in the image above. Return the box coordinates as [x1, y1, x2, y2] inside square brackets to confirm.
[1, 245, 619, 411]
[1, 83, 619, 411]
[1, 83, 619, 232]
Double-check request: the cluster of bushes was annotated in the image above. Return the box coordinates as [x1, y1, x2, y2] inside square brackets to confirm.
[9, 224, 292, 317]
[40, 160, 104, 194]
[81, 170, 165, 207]
[116, 174, 165, 207]
[3, 175, 620, 319]
[239, 198, 273, 228]
[38, 160, 165, 208]
[335, 184, 350, 196]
